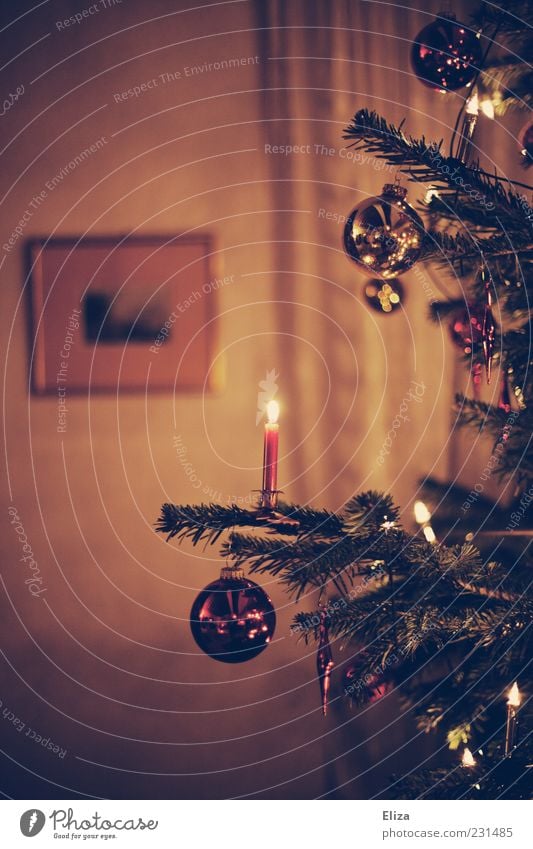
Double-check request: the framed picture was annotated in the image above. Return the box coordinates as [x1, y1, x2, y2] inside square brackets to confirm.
[29, 235, 221, 393]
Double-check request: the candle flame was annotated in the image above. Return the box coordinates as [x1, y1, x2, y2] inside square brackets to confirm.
[414, 501, 431, 524]
[462, 747, 476, 767]
[507, 682, 521, 707]
[266, 399, 280, 424]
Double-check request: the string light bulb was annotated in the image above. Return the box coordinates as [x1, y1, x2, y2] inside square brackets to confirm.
[266, 399, 280, 424]
[462, 747, 476, 768]
[505, 681, 521, 756]
[424, 186, 440, 204]
[465, 92, 479, 115]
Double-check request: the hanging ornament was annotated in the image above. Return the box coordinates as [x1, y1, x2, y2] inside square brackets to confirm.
[343, 183, 424, 279]
[190, 565, 276, 663]
[411, 13, 483, 92]
[316, 609, 334, 716]
[518, 119, 533, 167]
[481, 268, 496, 384]
[364, 278, 404, 314]
[482, 308, 496, 384]
[471, 363, 482, 401]
[455, 91, 480, 165]
[342, 655, 393, 705]
[448, 302, 488, 395]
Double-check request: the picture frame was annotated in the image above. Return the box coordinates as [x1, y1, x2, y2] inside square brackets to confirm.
[29, 235, 221, 393]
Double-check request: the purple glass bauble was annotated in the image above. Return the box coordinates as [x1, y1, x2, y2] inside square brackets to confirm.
[364, 278, 404, 313]
[411, 14, 482, 92]
[190, 571, 276, 663]
[343, 184, 424, 279]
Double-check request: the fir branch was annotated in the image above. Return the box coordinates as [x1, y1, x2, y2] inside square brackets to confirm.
[159, 482, 532, 793]
[481, 59, 533, 114]
[454, 395, 504, 431]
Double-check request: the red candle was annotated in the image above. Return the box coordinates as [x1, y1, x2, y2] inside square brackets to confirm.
[262, 400, 279, 493]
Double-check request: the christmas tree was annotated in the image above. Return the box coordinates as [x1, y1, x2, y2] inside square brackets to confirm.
[157, 3, 532, 799]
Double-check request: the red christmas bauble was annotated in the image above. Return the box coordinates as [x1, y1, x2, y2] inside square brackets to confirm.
[411, 14, 482, 92]
[449, 305, 484, 354]
[190, 568, 276, 663]
[342, 657, 393, 704]
[343, 183, 424, 279]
